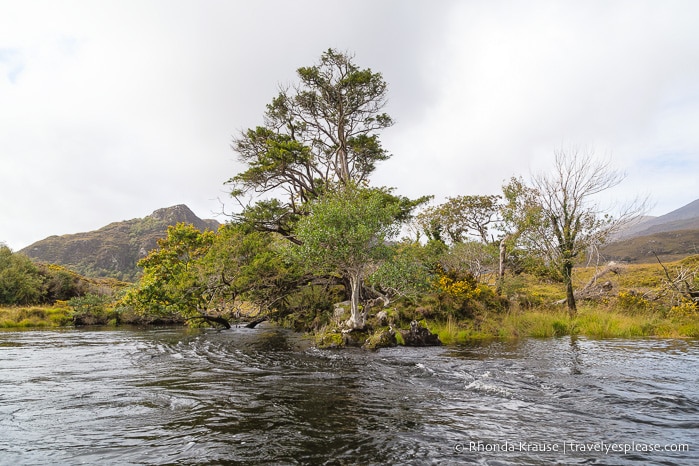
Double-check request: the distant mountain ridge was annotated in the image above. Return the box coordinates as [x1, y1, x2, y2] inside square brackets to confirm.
[20, 205, 220, 281]
[601, 229, 699, 264]
[602, 198, 699, 263]
[619, 199, 699, 238]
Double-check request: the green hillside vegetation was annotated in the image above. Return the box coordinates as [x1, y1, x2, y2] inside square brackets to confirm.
[0, 244, 150, 327]
[1, 245, 122, 304]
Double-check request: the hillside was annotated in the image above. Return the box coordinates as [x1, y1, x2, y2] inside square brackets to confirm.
[20, 205, 220, 281]
[601, 229, 699, 264]
[600, 198, 699, 263]
[619, 198, 699, 238]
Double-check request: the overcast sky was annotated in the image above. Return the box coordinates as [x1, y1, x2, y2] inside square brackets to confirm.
[2, 0, 698, 250]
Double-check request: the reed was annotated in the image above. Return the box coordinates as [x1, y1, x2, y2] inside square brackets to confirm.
[0, 304, 72, 328]
[427, 304, 699, 344]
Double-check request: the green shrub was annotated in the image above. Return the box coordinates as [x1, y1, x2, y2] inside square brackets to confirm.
[68, 293, 114, 325]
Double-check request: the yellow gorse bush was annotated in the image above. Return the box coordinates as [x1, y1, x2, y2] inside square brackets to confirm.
[616, 290, 650, 310]
[668, 299, 699, 319]
[436, 273, 480, 299]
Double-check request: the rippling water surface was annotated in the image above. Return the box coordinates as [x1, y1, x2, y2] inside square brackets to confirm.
[1, 326, 697, 465]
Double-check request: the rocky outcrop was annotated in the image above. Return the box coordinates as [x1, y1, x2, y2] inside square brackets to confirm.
[400, 320, 442, 346]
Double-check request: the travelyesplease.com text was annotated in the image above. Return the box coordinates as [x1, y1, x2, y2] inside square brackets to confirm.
[454, 440, 689, 455]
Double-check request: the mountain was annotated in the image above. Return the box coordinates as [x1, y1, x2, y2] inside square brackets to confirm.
[20, 205, 220, 281]
[618, 198, 699, 238]
[601, 229, 699, 264]
[601, 198, 699, 263]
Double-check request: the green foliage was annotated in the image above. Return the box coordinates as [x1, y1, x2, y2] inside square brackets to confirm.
[68, 293, 115, 325]
[228, 49, 394, 240]
[279, 285, 342, 331]
[293, 185, 404, 328]
[369, 241, 435, 301]
[0, 246, 44, 305]
[38, 263, 90, 301]
[234, 199, 301, 240]
[124, 223, 215, 319]
[199, 224, 301, 313]
[417, 195, 501, 244]
[294, 186, 402, 275]
[124, 222, 302, 327]
[0, 244, 129, 322]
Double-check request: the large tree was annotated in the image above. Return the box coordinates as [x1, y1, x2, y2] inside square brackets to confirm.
[293, 186, 403, 329]
[228, 49, 393, 241]
[124, 223, 298, 328]
[503, 146, 642, 316]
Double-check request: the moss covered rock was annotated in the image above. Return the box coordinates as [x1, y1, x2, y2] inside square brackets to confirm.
[315, 330, 344, 348]
[363, 328, 397, 350]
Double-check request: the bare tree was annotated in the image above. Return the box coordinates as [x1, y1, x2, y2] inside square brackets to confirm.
[504, 146, 645, 316]
[654, 253, 699, 307]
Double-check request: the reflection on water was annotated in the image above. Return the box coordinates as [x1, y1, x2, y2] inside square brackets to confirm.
[1, 326, 697, 465]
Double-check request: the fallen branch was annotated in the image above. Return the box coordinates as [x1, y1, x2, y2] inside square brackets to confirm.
[554, 262, 623, 305]
[244, 316, 268, 329]
[187, 314, 231, 329]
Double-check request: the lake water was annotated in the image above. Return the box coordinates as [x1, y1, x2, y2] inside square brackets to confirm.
[0, 326, 697, 465]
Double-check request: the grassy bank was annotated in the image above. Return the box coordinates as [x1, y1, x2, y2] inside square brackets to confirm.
[0, 299, 176, 329]
[429, 305, 699, 344]
[0, 303, 73, 328]
[4, 301, 698, 344]
[420, 255, 699, 344]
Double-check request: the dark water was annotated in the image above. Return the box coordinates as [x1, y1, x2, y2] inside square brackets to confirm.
[0, 326, 697, 465]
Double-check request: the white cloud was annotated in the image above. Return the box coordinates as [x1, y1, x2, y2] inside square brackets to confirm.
[2, 0, 698, 249]
[377, 1, 699, 213]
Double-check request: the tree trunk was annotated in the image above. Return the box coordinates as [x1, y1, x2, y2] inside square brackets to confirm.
[563, 261, 577, 317]
[245, 316, 268, 328]
[336, 116, 350, 184]
[346, 272, 365, 329]
[497, 237, 507, 295]
[189, 313, 231, 329]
